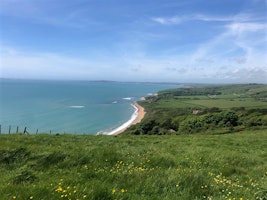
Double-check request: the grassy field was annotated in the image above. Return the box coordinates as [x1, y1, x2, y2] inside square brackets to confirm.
[153, 85, 267, 110]
[0, 130, 266, 199]
[156, 84, 267, 109]
[156, 98, 267, 109]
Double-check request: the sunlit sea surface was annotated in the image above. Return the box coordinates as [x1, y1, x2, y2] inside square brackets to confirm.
[0, 79, 180, 134]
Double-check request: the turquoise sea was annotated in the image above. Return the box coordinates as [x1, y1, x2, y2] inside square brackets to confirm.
[0, 79, 180, 134]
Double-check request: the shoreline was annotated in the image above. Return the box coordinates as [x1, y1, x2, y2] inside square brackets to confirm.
[106, 102, 146, 135]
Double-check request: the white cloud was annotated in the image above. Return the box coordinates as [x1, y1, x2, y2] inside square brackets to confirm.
[151, 13, 255, 25]
[151, 16, 184, 25]
[226, 22, 267, 35]
[220, 67, 267, 83]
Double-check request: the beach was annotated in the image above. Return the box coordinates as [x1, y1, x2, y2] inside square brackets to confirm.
[108, 102, 146, 135]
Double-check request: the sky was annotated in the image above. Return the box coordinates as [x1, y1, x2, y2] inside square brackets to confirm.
[0, 0, 267, 83]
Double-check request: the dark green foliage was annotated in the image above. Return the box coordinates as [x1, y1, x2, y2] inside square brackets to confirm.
[142, 119, 159, 134]
[160, 87, 222, 96]
[246, 108, 267, 115]
[0, 147, 29, 164]
[40, 151, 66, 167]
[13, 170, 37, 184]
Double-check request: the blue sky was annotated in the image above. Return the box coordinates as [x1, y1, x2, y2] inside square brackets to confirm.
[1, 0, 267, 83]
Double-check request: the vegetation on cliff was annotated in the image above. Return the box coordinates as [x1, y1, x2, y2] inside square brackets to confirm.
[125, 84, 267, 135]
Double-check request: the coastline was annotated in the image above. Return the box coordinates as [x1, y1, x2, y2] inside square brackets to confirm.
[106, 102, 146, 135]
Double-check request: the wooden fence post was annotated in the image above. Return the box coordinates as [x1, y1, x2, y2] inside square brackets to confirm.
[9, 125, 11, 134]
[36, 129, 38, 134]
[23, 127, 27, 134]
[16, 126, 19, 134]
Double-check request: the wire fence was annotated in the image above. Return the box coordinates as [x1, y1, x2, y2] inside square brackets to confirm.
[0, 125, 53, 134]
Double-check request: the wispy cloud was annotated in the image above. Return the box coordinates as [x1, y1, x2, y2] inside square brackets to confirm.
[226, 22, 267, 35]
[151, 12, 260, 25]
[151, 16, 185, 25]
[150, 14, 222, 25]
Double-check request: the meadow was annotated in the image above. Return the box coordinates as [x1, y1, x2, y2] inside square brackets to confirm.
[150, 84, 267, 110]
[0, 130, 266, 200]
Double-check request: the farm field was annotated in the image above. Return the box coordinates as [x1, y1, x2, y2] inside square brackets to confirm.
[153, 84, 267, 110]
[126, 84, 267, 135]
[0, 130, 266, 199]
[156, 98, 267, 109]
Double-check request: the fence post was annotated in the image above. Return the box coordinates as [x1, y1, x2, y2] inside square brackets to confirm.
[16, 126, 19, 134]
[36, 129, 38, 134]
[23, 127, 27, 134]
[9, 125, 11, 134]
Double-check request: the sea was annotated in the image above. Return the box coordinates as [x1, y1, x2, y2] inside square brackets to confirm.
[0, 79, 180, 135]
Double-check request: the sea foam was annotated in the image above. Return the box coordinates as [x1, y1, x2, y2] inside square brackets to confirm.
[69, 106, 85, 108]
[99, 104, 138, 135]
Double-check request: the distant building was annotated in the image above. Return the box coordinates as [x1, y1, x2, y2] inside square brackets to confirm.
[192, 110, 204, 115]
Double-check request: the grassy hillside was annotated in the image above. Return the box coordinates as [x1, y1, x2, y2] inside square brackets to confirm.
[1, 84, 266, 199]
[125, 84, 267, 135]
[0, 130, 266, 199]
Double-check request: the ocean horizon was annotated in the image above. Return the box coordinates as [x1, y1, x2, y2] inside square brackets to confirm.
[0, 79, 180, 135]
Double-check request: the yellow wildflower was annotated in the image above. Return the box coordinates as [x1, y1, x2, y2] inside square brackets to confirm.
[55, 186, 63, 192]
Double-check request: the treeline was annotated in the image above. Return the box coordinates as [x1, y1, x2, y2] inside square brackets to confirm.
[159, 84, 267, 99]
[126, 107, 267, 135]
[160, 87, 222, 97]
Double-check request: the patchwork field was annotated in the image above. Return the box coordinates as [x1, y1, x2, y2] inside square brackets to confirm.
[126, 84, 267, 135]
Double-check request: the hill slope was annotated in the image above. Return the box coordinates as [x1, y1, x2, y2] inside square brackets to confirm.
[0, 130, 266, 199]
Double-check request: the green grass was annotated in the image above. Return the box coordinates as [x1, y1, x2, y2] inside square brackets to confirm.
[184, 99, 267, 109]
[0, 130, 266, 199]
[155, 84, 267, 110]
[153, 96, 267, 110]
